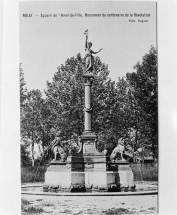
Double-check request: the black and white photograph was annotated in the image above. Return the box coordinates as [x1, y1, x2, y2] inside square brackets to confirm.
[1, 0, 177, 214]
[19, 1, 158, 214]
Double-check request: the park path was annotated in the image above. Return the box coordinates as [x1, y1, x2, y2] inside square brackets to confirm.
[21, 194, 158, 214]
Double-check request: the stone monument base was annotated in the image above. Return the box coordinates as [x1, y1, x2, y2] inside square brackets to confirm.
[43, 159, 134, 192]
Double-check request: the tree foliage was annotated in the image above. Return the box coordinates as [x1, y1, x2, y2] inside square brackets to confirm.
[20, 143, 31, 166]
[20, 46, 158, 165]
[126, 46, 158, 157]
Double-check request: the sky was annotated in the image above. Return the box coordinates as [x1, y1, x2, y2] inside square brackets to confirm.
[20, 1, 156, 94]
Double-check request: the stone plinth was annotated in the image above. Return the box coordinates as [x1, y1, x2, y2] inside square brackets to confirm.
[83, 155, 106, 171]
[44, 158, 85, 189]
[108, 161, 134, 186]
[81, 133, 103, 155]
[117, 163, 134, 186]
[66, 155, 84, 172]
[45, 171, 85, 188]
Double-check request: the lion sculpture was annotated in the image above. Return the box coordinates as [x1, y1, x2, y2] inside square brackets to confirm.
[52, 144, 67, 162]
[49, 137, 67, 162]
[110, 138, 126, 161]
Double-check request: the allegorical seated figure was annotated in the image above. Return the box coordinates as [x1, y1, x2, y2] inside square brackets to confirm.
[84, 29, 102, 73]
[110, 138, 126, 161]
[68, 136, 81, 155]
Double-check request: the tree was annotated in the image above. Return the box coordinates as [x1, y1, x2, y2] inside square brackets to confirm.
[20, 64, 27, 105]
[126, 46, 158, 158]
[21, 89, 50, 166]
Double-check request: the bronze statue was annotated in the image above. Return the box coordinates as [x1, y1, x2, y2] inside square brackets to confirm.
[84, 30, 103, 73]
[52, 142, 67, 162]
[49, 132, 67, 162]
[110, 138, 126, 161]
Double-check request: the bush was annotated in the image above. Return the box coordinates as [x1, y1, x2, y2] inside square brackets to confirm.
[21, 166, 46, 183]
[21, 144, 31, 166]
[130, 163, 158, 181]
[102, 208, 133, 215]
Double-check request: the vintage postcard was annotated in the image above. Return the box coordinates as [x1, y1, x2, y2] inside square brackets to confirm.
[19, 1, 158, 214]
[2, 1, 177, 214]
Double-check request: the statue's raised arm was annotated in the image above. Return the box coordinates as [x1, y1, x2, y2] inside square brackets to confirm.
[85, 36, 88, 49]
[91, 48, 103, 54]
[84, 29, 88, 49]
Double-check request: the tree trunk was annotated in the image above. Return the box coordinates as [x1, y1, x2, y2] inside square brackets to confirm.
[31, 132, 35, 167]
[142, 145, 145, 165]
[42, 132, 45, 164]
[31, 142, 35, 167]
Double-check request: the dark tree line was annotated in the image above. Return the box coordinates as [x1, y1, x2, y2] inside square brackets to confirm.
[20, 46, 158, 166]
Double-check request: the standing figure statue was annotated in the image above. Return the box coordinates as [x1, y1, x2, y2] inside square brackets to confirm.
[110, 138, 126, 161]
[84, 29, 103, 73]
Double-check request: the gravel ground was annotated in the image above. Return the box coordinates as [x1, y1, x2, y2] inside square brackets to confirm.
[22, 194, 158, 215]
[21, 181, 158, 215]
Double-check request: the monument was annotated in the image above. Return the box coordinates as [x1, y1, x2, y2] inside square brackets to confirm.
[43, 30, 134, 192]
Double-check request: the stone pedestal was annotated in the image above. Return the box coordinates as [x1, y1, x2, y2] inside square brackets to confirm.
[44, 156, 134, 191]
[45, 171, 85, 188]
[44, 156, 85, 189]
[80, 132, 119, 189]
[118, 163, 134, 186]
[108, 161, 134, 186]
